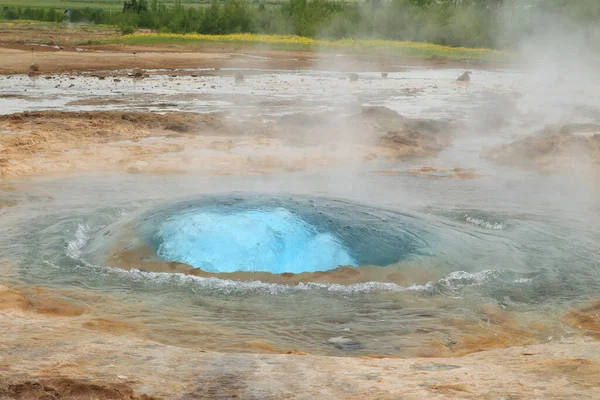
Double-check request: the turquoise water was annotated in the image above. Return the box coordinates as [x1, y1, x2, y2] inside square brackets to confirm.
[157, 208, 357, 274]
[105, 194, 435, 276]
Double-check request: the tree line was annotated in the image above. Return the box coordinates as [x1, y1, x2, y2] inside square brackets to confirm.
[1, 0, 599, 49]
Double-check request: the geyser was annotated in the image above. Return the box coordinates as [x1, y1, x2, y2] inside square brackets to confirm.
[156, 207, 357, 274]
[81, 195, 434, 277]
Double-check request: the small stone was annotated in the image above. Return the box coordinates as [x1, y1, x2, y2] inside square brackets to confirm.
[457, 71, 471, 82]
[234, 71, 244, 83]
[132, 68, 144, 78]
[349, 73, 359, 82]
[29, 63, 39, 72]
[381, 72, 388, 78]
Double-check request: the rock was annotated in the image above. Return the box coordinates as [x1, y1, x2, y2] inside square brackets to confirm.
[349, 73, 359, 82]
[29, 63, 39, 72]
[279, 112, 334, 129]
[381, 72, 388, 78]
[481, 124, 600, 171]
[234, 71, 244, 83]
[132, 68, 144, 78]
[326, 336, 363, 351]
[457, 71, 471, 82]
[361, 106, 404, 120]
[164, 122, 192, 133]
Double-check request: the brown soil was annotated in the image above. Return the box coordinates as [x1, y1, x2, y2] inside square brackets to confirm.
[82, 317, 143, 335]
[0, 284, 31, 311]
[373, 166, 479, 179]
[0, 21, 119, 46]
[22, 286, 87, 317]
[563, 300, 600, 340]
[0, 110, 242, 176]
[481, 123, 600, 172]
[0, 378, 160, 400]
[0, 41, 492, 76]
[0, 285, 86, 317]
[0, 108, 455, 177]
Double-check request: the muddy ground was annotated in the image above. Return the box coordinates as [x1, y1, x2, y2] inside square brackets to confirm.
[0, 42, 489, 75]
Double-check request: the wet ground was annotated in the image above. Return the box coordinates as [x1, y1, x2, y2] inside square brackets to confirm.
[1, 45, 600, 398]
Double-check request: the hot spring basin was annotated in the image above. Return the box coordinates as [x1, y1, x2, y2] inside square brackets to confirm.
[85, 195, 434, 276]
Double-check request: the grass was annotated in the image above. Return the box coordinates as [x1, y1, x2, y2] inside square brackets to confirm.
[0, 20, 509, 62]
[0, 20, 118, 44]
[0, 19, 111, 28]
[0, 0, 271, 11]
[1, 1, 123, 10]
[98, 32, 510, 62]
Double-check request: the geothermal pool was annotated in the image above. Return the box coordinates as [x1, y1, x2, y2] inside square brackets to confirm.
[1, 169, 599, 356]
[1, 65, 600, 357]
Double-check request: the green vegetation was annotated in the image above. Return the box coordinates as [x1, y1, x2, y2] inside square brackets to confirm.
[101, 32, 508, 61]
[1, 0, 599, 50]
[0, 0, 228, 11]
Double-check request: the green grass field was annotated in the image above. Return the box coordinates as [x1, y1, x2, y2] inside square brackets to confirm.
[0, 0, 220, 11]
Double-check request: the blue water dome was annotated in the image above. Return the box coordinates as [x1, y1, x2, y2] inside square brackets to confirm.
[156, 207, 357, 274]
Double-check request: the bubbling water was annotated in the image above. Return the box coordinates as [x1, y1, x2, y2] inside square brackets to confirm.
[156, 207, 357, 274]
[82, 195, 436, 277]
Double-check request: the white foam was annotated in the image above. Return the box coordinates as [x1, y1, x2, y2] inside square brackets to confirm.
[66, 223, 90, 259]
[108, 267, 507, 295]
[513, 277, 533, 284]
[464, 215, 506, 230]
[437, 269, 500, 289]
